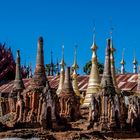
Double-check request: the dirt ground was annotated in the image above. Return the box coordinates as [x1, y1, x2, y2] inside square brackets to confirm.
[0, 108, 140, 140]
[0, 128, 140, 140]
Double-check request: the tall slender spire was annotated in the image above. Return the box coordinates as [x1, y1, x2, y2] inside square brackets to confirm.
[57, 45, 65, 94]
[60, 45, 65, 67]
[56, 57, 59, 76]
[99, 39, 117, 130]
[83, 28, 101, 107]
[133, 51, 138, 74]
[31, 37, 46, 88]
[120, 49, 125, 74]
[110, 30, 119, 93]
[29, 62, 32, 78]
[100, 39, 115, 94]
[13, 50, 25, 91]
[72, 45, 79, 71]
[72, 46, 80, 97]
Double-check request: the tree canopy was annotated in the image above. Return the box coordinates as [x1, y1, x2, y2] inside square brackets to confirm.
[83, 60, 104, 75]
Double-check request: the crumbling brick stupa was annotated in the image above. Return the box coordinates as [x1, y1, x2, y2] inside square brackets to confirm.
[88, 38, 140, 131]
[88, 39, 124, 130]
[11, 37, 59, 129]
[58, 67, 80, 122]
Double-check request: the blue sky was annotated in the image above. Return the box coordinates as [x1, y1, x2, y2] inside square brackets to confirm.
[0, 0, 140, 74]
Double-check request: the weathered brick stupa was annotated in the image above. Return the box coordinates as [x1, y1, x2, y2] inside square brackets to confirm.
[88, 39, 127, 131]
[12, 37, 58, 129]
[58, 67, 80, 122]
[8, 50, 25, 118]
[11, 50, 25, 122]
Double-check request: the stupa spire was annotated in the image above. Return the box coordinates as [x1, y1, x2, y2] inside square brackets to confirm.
[31, 37, 47, 88]
[72, 45, 79, 71]
[133, 51, 138, 74]
[29, 62, 33, 78]
[110, 30, 119, 93]
[13, 50, 25, 91]
[100, 39, 115, 94]
[83, 28, 101, 107]
[57, 45, 66, 94]
[60, 45, 65, 67]
[56, 57, 59, 76]
[72, 46, 80, 97]
[99, 39, 117, 130]
[120, 49, 125, 74]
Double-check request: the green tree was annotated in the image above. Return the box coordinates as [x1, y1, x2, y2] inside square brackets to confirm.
[45, 64, 51, 76]
[83, 60, 104, 75]
[45, 63, 57, 76]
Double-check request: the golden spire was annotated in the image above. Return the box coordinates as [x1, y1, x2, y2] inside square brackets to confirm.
[60, 45, 65, 67]
[91, 27, 97, 52]
[110, 29, 119, 93]
[120, 48, 125, 74]
[72, 46, 83, 103]
[56, 45, 66, 95]
[72, 45, 79, 70]
[133, 51, 137, 64]
[83, 28, 101, 107]
[133, 50, 138, 73]
[120, 49, 125, 65]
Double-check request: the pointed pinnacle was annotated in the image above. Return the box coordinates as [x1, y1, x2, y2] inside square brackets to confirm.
[72, 46, 79, 70]
[133, 51, 138, 65]
[14, 50, 25, 90]
[91, 27, 98, 51]
[60, 45, 66, 67]
[120, 49, 125, 65]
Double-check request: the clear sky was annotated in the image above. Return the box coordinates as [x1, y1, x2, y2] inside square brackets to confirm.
[0, 0, 140, 74]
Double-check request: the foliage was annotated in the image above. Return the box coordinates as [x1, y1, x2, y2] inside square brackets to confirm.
[0, 43, 15, 81]
[45, 64, 51, 75]
[45, 63, 57, 76]
[83, 60, 104, 75]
